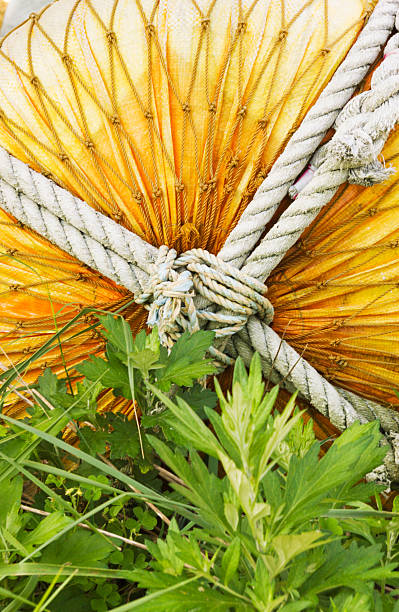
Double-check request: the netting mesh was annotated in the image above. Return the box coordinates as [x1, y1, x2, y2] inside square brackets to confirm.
[0, 0, 388, 416]
[269, 127, 399, 407]
[0, 0, 366, 249]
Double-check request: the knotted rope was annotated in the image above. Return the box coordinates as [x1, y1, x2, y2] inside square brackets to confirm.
[1, 0, 399, 482]
[136, 245, 273, 361]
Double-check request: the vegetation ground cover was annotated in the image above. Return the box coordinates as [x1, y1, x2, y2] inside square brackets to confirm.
[0, 313, 399, 610]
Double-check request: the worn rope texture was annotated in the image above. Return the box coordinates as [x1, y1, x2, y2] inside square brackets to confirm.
[0, 147, 156, 294]
[242, 22, 399, 283]
[219, 0, 399, 270]
[5, 144, 397, 441]
[203, 3, 399, 480]
[136, 246, 274, 359]
[3, 141, 399, 480]
[0, 0, 399, 480]
[221, 17, 399, 480]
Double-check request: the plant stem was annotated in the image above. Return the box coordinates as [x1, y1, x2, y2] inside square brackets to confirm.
[154, 464, 186, 486]
[99, 454, 171, 526]
[20, 504, 148, 551]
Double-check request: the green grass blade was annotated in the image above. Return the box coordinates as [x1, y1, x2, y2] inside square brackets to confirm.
[2, 577, 38, 612]
[0, 452, 129, 553]
[107, 576, 199, 611]
[22, 493, 129, 562]
[1, 414, 194, 513]
[0, 414, 160, 499]
[23, 459, 128, 495]
[0, 563, 134, 581]
[0, 585, 36, 610]
[34, 569, 77, 612]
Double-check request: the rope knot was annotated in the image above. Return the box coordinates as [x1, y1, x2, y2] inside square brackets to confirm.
[136, 246, 274, 356]
[62, 54, 72, 65]
[278, 29, 288, 41]
[257, 118, 268, 129]
[136, 246, 197, 348]
[175, 181, 185, 193]
[152, 187, 162, 199]
[106, 30, 117, 44]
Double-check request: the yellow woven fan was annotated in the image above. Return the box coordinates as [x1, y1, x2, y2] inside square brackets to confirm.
[1, 0, 399, 476]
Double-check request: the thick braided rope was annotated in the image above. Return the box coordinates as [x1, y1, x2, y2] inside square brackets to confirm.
[219, 0, 399, 270]
[195, 9, 399, 478]
[0, 146, 272, 362]
[136, 246, 273, 358]
[242, 27, 399, 282]
[0, 148, 156, 294]
[224, 17, 399, 480]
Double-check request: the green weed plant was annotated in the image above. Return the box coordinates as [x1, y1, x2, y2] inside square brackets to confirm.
[0, 314, 398, 610]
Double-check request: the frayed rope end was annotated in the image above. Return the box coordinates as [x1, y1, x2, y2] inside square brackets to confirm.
[348, 160, 396, 186]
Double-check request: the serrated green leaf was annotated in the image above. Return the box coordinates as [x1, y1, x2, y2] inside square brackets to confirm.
[221, 537, 240, 585]
[98, 314, 133, 356]
[37, 367, 63, 398]
[107, 415, 141, 460]
[128, 349, 161, 373]
[176, 384, 217, 412]
[77, 352, 132, 399]
[41, 530, 114, 569]
[155, 330, 216, 390]
[127, 572, 244, 611]
[76, 356, 109, 382]
[271, 531, 326, 576]
[21, 512, 73, 552]
[78, 427, 108, 456]
[301, 541, 386, 596]
[146, 382, 221, 457]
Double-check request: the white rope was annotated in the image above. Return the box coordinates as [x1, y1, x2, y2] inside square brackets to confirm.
[136, 245, 273, 360]
[0, 148, 155, 294]
[219, 0, 399, 270]
[242, 25, 399, 282]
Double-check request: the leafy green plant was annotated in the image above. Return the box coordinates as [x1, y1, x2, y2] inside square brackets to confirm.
[0, 314, 399, 610]
[129, 354, 399, 611]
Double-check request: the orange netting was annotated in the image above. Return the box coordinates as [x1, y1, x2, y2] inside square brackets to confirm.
[3, 0, 398, 420]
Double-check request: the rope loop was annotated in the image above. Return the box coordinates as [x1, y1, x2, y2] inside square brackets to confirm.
[136, 245, 273, 352]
